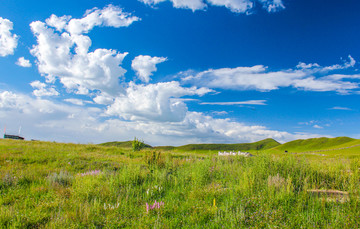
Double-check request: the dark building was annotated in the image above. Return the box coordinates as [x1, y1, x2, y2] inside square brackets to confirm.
[4, 134, 24, 140]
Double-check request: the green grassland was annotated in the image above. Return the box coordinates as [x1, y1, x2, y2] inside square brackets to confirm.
[1, 137, 360, 228]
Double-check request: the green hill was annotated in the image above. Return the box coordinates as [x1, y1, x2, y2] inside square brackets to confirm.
[100, 138, 281, 152]
[99, 141, 152, 149]
[173, 138, 281, 152]
[153, 146, 176, 151]
[272, 137, 358, 152]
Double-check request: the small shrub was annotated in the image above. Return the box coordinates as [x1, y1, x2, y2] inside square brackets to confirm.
[46, 171, 73, 187]
[0, 173, 17, 189]
[132, 137, 146, 152]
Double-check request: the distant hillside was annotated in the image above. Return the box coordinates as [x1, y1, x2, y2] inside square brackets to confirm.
[172, 138, 281, 152]
[273, 137, 358, 152]
[99, 141, 152, 149]
[153, 146, 176, 151]
[100, 138, 280, 152]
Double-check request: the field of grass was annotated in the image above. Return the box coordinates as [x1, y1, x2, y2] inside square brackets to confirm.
[1, 138, 360, 228]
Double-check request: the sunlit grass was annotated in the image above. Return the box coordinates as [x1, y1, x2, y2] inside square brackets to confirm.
[0, 139, 359, 228]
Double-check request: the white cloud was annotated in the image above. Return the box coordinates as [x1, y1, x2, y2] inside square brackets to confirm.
[206, 0, 253, 13]
[66, 5, 140, 35]
[298, 120, 316, 126]
[45, 15, 72, 32]
[330, 106, 352, 111]
[183, 65, 305, 91]
[16, 57, 32, 67]
[0, 90, 103, 141]
[200, 100, 267, 105]
[345, 55, 356, 68]
[297, 56, 356, 71]
[258, 0, 285, 13]
[323, 74, 360, 81]
[30, 81, 59, 97]
[0, 91, 19, 109]
[296, 62, 320, 69]
[0, 91, 63, 115]
[0, 90, 323, 145]
[64, 98, 93, 106]
[182, 111, 290, 143]
[93, 93, 115, 105]
[313, 125, 323, 129]
[140, 0, 285, 13]
[171, 0, 207, 11]
[0, 17, 18, 57]
[292, 77, 357, 93]
[106, 81, 212, 122]
[182, 56, 359, 93]
[212, 111, 228, 115]
[140, 0, 207, 11]
[30, 5, 139, 98]
[132, 55, 167, 83]
[140, 0, 167, 5]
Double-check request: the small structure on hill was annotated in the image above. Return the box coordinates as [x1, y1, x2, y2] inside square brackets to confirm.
[4, 134, 24, 140]
[3, 126, 24, 140]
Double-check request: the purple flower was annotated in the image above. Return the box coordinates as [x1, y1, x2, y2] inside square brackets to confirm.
[78, 170, 102, 177]
[146, 200, 164, 213]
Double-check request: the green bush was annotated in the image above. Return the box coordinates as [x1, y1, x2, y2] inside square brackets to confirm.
[132, 137, 146, 152]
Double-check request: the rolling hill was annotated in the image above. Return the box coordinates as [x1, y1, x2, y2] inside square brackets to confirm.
[159, 138, 281, 152]
[99, 137, 360, 154]
[99, 141, 152, 149]
[272, 137, 360, 153]
[100, 138, 281, 152]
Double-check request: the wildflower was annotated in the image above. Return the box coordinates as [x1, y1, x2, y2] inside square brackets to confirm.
[146, 185, 163, 196]
[146, 203, 149, 213]
[78, 170, 102, 177]
[104, 202, 120, 210]
[145, 200, 164, 213]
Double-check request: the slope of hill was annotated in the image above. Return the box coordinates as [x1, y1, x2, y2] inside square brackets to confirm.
[100, 138, 281, 152]
[173, 138, 281, 152]
[272, 137, 359, 152]
[99, 141, 152, 149]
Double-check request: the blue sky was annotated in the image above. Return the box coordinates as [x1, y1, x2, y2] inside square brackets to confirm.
[0, 0, 359, 145]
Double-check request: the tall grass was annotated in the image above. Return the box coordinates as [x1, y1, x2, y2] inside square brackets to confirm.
[0, 139, 359, 228]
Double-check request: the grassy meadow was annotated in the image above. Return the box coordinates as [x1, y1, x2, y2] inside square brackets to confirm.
[1, 138, 360, 228]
